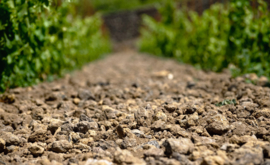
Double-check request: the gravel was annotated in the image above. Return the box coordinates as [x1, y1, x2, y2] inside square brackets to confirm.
[0, 51, 270, 164]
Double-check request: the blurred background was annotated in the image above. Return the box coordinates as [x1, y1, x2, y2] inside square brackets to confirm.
[1, 0, 270, 92]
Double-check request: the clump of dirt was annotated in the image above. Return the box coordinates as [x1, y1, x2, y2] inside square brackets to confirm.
[0, 51, 270, 165]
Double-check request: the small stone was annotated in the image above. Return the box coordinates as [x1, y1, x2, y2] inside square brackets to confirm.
[2, 132, 21, 146]
[78, 89, 94, 100]
[146, 140, 160, 149]
[85, 158, 113, 165]
[253, 108, 270, 118]
[35, 99, 44, 106]
[69, 132, 81, 143]
[114, 149, 146, 165]
[79, 138, 94, 145]
[151, 120, 165, 131]
[45, 93, 58, 101]
[144, 148, 164, 157]
[172, 153, 193, 165]
[6, 145, 19, 153]
[80, 114, 94, 122]
[202, 156, 225, 165]
[116, 125, 125, 138]
[28, 143, 44, 156]
[248, 73, 258, 81]
[0, 138, 6, 151]
[74, 121, 97, 134]
[164, 104, 177, 112]
[51, 140, 72, 153]
[121, 137, 137, 149]
[88, 130, 97, 137]
[73, 98, 81, 105]
[204, 113, 230, 135]
[61, 123, 74, 132]
[153, 70, 170, 78]
[153, 111, 167, 122]
[48, 119, 64, 134]
[0, 93, 15, 103]
[163, 138, 194, 156]
[232, 145, 263, 165]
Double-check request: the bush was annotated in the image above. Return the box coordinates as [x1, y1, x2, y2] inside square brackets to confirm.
[90, 0, 166, 14]
[0, 0, 111, 92]
[139, 0, 270, 79]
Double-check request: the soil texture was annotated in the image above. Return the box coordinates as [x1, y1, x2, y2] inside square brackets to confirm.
[1, 51, 270, 165]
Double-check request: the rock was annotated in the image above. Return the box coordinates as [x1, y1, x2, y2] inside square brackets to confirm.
[121, 137, 137, 149]
[48, 119, 64, 134]
[114, 149, 146, 165]
[45, 93, 58, 101]
[61, 122, 74, 132]
[153, 70, 170, 78]
[265, 160, 270, 165]
[78, 89, 94, 100]
[153, 111, 167, 121]
[253, 108, 270, 118]
[0, 112, 22, 126]
[80, 114, 94, 122]
[202, 156, 225, 165]
[231, 143, 264, 165]
[28, 128, 48, 143]
[146, 140, 160, 149]
[163, 138, 194, 155]
[0, 93, 15, 103]
[1, 132, 21, 146]
[144, 148, 164, 157]
[103, 107, 119, 119]
[69, 132, 81, 143]
[50, 140, 72, 153]
[85, 158, 113, 165]
[263, 145, 270, 158]
[48, 152, 64, 162]
[172, 153, 193, 165]
[74, 142, 90, 150]
[6, 145, 19, 153]
[164, 104, 178, 112]
[116, 125, 125, 138]
[88, 130, 97, 137]
[74, 121, 98, 134]
[151, 120, 165, 131]
[131, 129, 144, 138]
[0, 138, 6, 151]
[28, 143, 44, 156]
[79, 138, 94, 145]
[35, 99, 44, 106]
[204, 112, 230, 135]
[73, 98, 81, 105]
[230, 122, 250, 136]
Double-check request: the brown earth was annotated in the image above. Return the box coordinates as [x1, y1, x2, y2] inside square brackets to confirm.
[1, 51, 270, 165]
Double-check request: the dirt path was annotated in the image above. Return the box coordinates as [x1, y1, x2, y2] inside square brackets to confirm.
[1, 51, 270, 165]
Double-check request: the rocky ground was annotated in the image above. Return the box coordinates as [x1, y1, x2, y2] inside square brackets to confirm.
[1, 51, 270, 165]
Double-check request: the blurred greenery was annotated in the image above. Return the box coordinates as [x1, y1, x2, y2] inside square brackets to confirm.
[139, 0, 270, 79]
[0, 0, 111, 92]
[90, 0, 167, 14]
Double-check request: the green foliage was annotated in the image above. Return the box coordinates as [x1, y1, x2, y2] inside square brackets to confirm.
[139, 0, 270, 79]
[90, 0, 166, 14]
[0, 0, 111, 92]
[215, 99, 237, 107]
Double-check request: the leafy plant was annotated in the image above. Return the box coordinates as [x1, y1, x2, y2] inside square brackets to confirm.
[215, 99, 237, 107]
[90, 0, 167, 14]
[139, 0, 270, 80]
[0, 0, 111, 92]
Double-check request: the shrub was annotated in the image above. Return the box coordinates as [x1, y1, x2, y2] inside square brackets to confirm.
[139, 0, 270, 79]
[90, 0, 166, 14]
[0, 0, 111, 92]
